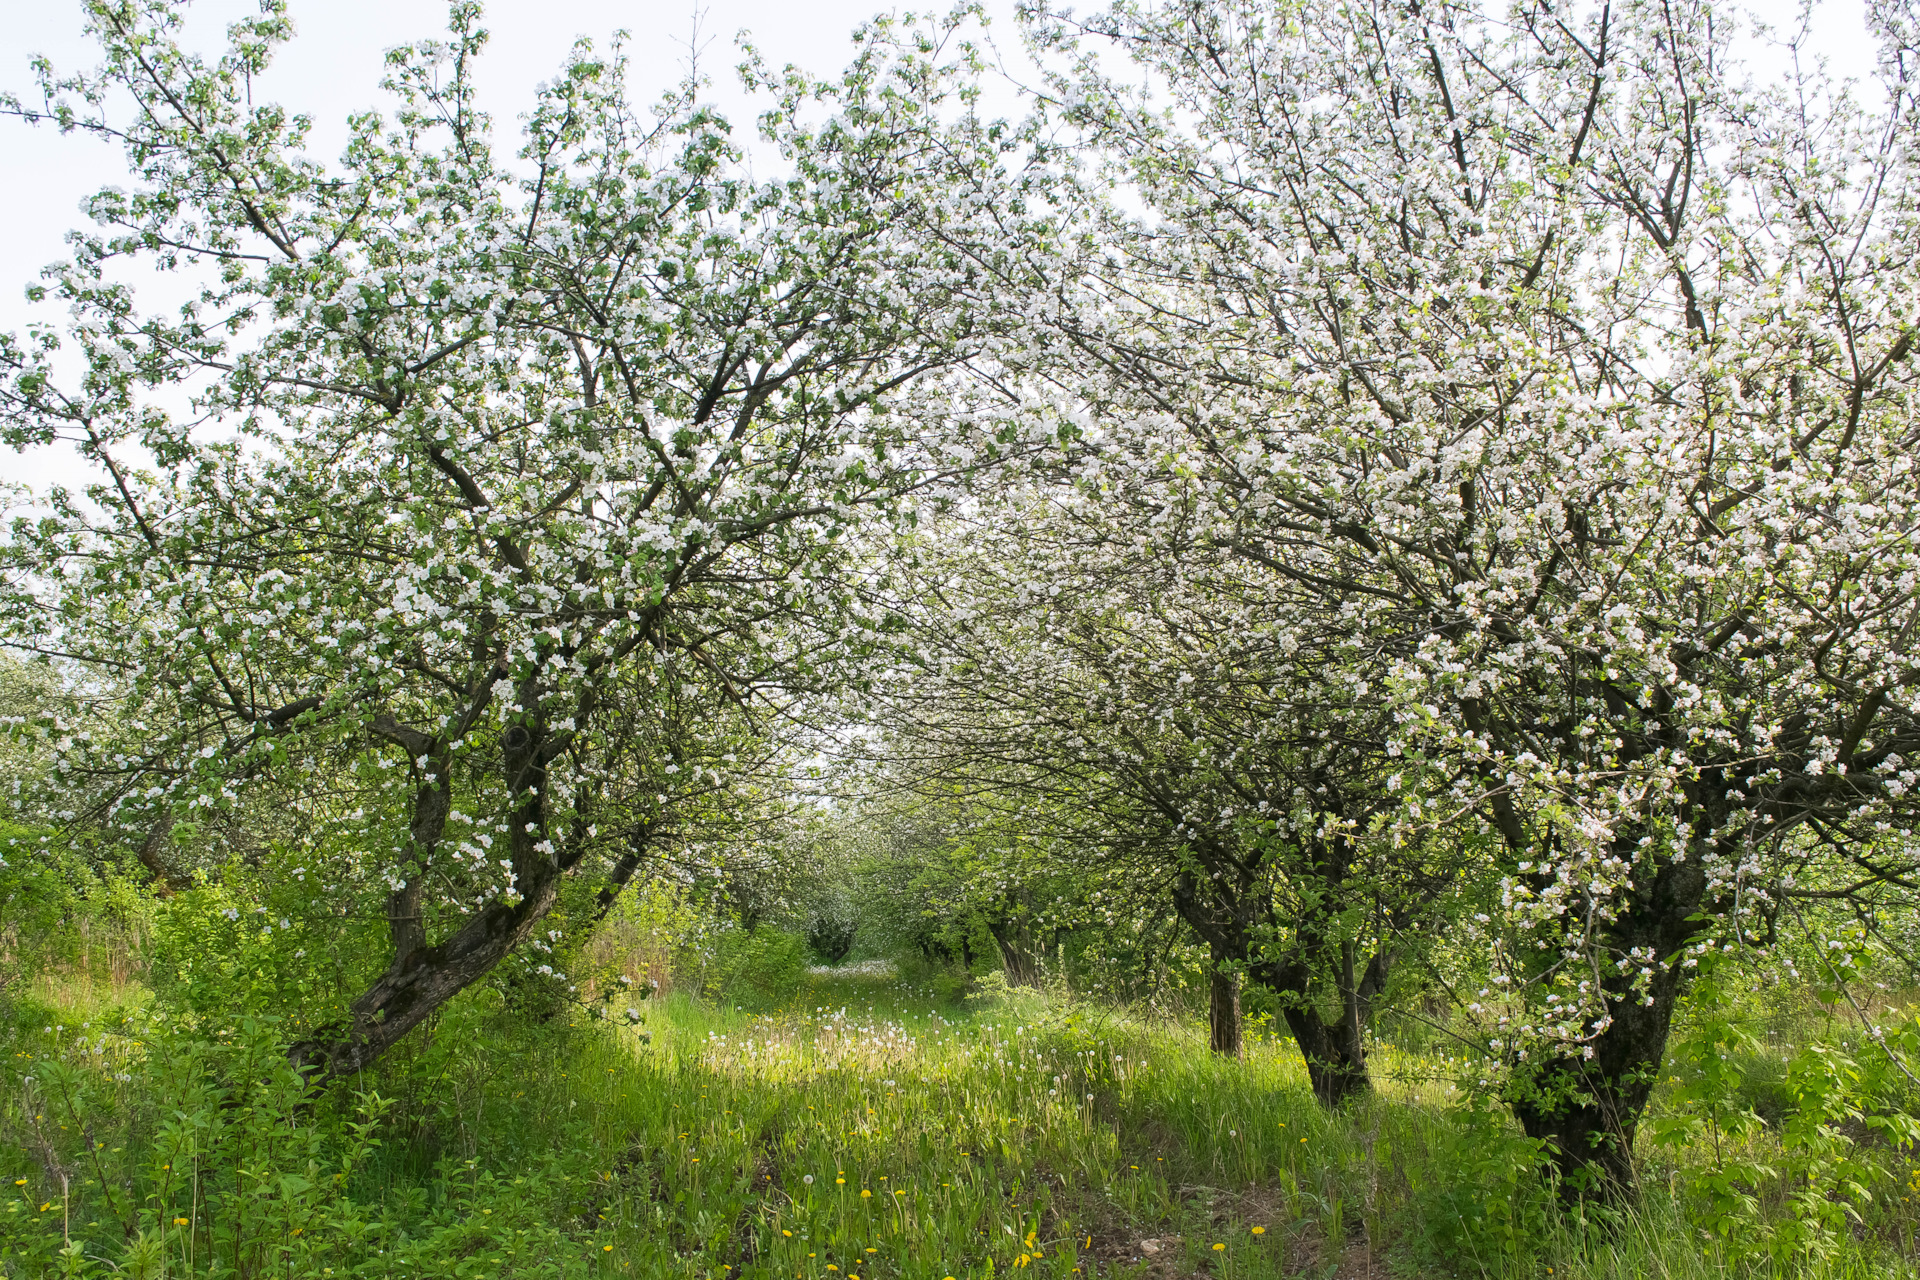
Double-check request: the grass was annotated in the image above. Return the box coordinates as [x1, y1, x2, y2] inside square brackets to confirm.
[346, 968, 1920, 1279]
[6, 962, 1920, 1278]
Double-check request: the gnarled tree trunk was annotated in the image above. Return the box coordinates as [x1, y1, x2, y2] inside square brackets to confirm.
[290, 720, 658, 1081]
[1507, 838, 1708, 1200]
[988, 916, 1041, 986]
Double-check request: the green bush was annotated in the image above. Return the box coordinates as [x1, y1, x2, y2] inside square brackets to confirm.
[0, 825, 153, 1028]
[1, 1013, 392, 1278]
[0, 827, 81, 1024]
[145, 874, 363, 1036]
[1405, 1097, 1557, 1272]
[705, 927, 808, 1006]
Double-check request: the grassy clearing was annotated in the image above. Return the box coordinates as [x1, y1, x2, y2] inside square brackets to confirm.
[351, 969, 1920, 1279]
[6, 963, 1920, 1278]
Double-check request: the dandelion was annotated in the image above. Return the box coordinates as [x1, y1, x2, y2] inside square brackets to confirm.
[603, 1245, 614, 1252]
[1251, 1226, 1265, 1235]
[860, 1188, 873, 1198]
[173, 1217, 189, 1226]
[804, 1175, 814, 1184]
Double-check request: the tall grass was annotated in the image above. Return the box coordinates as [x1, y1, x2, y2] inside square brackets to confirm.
[6, 963, 1919, 1278]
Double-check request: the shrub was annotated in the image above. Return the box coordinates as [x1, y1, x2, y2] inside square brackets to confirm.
[1, 1014, 390, 1278]
[705, 927, 808, 1006]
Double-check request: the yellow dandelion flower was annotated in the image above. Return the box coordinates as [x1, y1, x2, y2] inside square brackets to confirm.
[860, 1189, 873, 1198]
[603, 1245, 614, 1252]
[1251, 1226, 1266, 1235]
[1213, 1243, 1226, 1252]
[173, 1218, 190, 1226]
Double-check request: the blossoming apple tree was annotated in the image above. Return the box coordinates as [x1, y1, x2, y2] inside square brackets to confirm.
[0, 0, 1065, 1076]
[1025, 0, 1920, 1192]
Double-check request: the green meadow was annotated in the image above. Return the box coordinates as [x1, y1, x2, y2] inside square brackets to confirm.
[9, 953, 1920, 1280]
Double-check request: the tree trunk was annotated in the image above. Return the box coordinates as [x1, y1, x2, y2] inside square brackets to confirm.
[1249, 922, 1380, 1106]
[988, 917, 1040, 985]
[288, 864, 561, 1078]
[1259, 946, 1372, 1108]
[1208, 965, 1243, 1058]
[1509, 968, 1687, 1199]
[289, 720, 636, 1082]
[1507, 838, 1707, 1199]
[1174, 870, 1252, 1061]
[1276, 1003, 1369, 1108]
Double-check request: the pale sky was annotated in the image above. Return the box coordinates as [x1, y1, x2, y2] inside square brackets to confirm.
[0, 0, 1882, 497]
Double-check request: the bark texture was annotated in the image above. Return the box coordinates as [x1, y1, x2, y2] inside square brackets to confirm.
[1208, 966, 1243, 1058]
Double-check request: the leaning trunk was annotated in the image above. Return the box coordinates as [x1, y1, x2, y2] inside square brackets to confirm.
[1250, 871, 1382, 1106]
[289, 865, 562, 1078]
[1171, 844, 1384, 1098]
[289, 721, 619, 1081]
[1256, 963, 1375, 1107]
